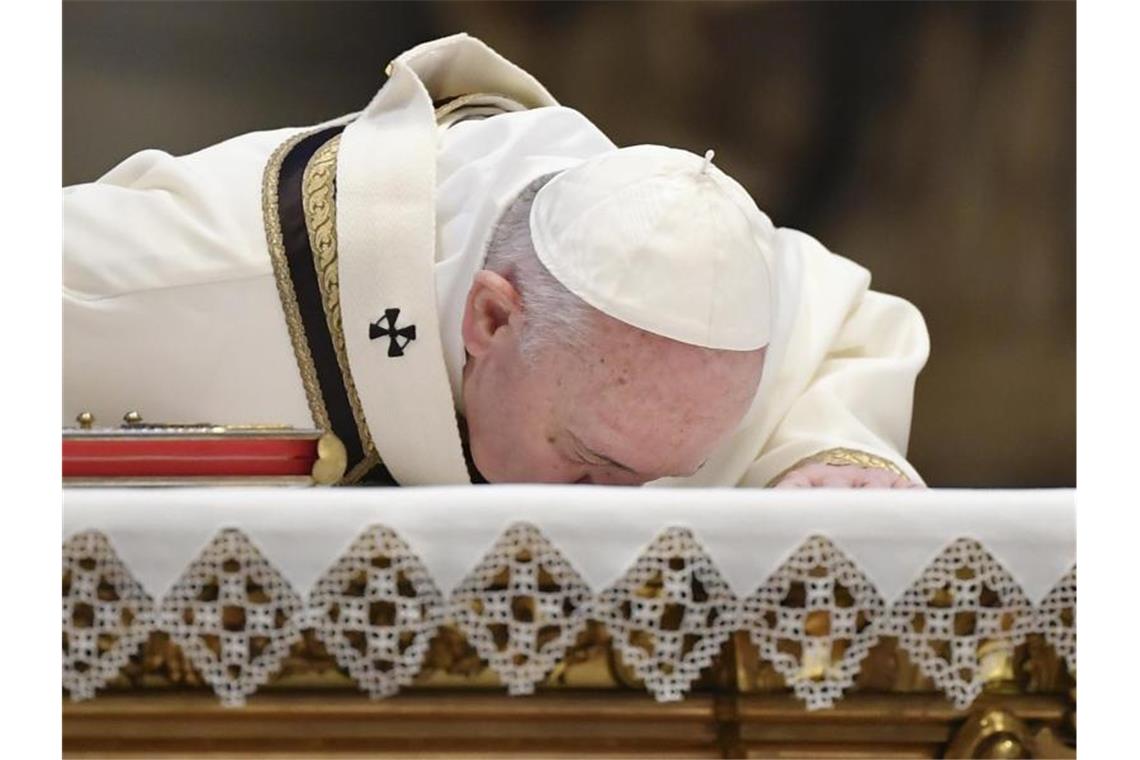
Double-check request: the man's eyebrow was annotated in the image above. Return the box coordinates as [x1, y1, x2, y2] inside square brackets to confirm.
[566, 429, 641, 475]
[567, 430, 707, 479]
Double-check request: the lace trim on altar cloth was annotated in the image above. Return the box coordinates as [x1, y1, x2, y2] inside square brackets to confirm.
[62, 524, 1076, 709]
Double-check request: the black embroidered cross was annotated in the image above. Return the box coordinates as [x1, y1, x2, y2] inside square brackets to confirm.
[369, 308, 417, 357]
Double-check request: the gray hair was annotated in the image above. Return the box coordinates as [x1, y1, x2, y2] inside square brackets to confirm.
[482, 173, 598, 358]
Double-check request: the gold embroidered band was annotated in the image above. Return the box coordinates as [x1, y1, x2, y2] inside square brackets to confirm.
[261, 126, 390, 485]
[766, 447, 908, 488]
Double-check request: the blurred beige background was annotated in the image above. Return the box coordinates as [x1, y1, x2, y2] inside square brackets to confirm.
[63, 1, 1074, 487]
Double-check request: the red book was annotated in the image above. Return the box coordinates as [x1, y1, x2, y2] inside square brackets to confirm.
[63, 416, 346, 486]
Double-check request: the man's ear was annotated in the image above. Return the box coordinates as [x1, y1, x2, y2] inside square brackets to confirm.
[462, 270, 522, 358]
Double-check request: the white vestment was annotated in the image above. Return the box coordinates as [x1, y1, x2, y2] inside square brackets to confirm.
[63, 34, 930, 487]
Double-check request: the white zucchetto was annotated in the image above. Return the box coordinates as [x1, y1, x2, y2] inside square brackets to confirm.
[529, 144, 775, 350]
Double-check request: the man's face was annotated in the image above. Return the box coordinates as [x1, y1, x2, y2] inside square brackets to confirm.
[461, 281, 765, 484]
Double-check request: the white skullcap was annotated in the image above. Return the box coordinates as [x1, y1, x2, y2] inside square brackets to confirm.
[529, 144, 775, 350]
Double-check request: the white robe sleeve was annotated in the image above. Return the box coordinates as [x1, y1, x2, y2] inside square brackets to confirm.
[739, 286, 931, 487]
[63, 128, 316, 428]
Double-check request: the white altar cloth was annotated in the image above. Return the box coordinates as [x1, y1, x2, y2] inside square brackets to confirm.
[62, 486, 1076, 708]
[64, 486, 1073, 604]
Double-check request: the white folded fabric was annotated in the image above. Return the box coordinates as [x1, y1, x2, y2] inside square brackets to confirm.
[63, 486, 1074, 604]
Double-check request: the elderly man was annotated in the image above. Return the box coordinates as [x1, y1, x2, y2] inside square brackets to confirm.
[63, 34, 929, 488]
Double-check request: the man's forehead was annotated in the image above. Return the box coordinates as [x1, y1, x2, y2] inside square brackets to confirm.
[552, 335, 762, 451]
[559, 376, 728, 457]
[566, 324, 762, 390]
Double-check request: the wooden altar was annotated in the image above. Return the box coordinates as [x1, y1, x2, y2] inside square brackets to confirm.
[63, 626, 1075, 757]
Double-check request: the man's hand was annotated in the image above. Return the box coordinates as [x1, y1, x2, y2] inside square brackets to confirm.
[773, 462, 923, 488]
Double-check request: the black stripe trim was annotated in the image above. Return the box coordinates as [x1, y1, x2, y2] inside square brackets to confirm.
[275, 126, 398, 486]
